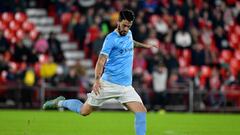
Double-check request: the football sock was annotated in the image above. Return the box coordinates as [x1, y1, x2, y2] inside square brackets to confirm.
[135, 112, 146, 135]
[58, 99, 83, 113]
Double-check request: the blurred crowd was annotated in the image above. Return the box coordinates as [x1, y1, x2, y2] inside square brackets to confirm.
[0, 0, 240, 110]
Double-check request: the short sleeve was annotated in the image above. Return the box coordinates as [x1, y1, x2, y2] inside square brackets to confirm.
[100, 35, 114, 57]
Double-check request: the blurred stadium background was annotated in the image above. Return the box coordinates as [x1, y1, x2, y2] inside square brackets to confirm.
[0, 0, 240, 113]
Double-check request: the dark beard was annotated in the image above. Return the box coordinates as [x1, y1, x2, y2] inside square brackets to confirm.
[117, 25, 127, 36]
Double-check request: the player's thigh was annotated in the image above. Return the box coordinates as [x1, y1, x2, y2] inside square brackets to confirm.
[80, 102, 94, 116]
[125, 101, 147, 113]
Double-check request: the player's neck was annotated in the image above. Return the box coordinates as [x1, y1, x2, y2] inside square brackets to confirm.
[115, 29, 121, 36]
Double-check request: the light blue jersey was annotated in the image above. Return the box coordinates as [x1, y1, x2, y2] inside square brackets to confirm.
[100, 30, 134, 86]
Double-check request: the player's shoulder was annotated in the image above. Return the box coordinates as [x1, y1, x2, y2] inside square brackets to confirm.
[104, 31, 118, 43]
[106, 31, 118, 38]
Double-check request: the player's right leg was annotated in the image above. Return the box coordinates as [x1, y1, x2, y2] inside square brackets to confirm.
[42, 96, 94, 116]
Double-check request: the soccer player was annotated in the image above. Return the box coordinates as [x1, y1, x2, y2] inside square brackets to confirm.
[43, 9, 158, 135]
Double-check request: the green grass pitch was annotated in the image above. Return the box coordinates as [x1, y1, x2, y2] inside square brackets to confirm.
[0, 110, 239, 135]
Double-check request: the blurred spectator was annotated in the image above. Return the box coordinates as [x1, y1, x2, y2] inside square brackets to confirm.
[92, 33, 104, 66]
[86, 7, 95, 26]
[142, 0, 158, 13]
[64, 67, 79, 86]
[145, 30, 160, 52]
[55, 0, 71, 17]
[0, 30, 10, 54]
[155, 17, 169, 38]
[73, 15, 88, 49]
[152, 63, 168, 110]
[72, 61, 86, 77]
[12, 41, 29, 63]
[27, 49, 38, 64]
[174, 29, 192, 49]
[0, 54, 9, 72]
[34, 34, 49, 54]
[214, 26, 229, 51]
[134, 24, 148, 42]
[22, 34, 33, 49]
[84, 23, 101, 58]
[204, 43, 218, 66]
[191, 44, 205, 66]
[48, 32, 64, 63]
[20, 65, 36, 108]
[133, 51, 147, 72]
[40, 57, 58, 79]
[208, 68, 226, 108]
[133, 68, 151, 110]
[164, 46, 179, 74]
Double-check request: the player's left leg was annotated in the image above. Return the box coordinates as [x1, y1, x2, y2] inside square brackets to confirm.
[125, 102, 147, 135]
[120, 86, 147, 135]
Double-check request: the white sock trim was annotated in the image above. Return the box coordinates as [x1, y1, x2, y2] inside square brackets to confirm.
[58, 100, 64, 107]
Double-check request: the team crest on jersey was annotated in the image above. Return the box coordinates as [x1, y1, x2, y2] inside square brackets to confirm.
[120, 48, 133, 54]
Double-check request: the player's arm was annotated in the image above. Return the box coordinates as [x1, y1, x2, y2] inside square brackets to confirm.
[92, 54, 107, 95]
[133, 40, 159, 49]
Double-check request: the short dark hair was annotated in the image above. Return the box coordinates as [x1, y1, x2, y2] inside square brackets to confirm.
[119, 10, 135, 22]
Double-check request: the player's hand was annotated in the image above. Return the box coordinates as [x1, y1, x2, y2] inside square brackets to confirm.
[150, 44, 160, 49]
[144, 44, 160, 49]
[92, 80, 101, 95]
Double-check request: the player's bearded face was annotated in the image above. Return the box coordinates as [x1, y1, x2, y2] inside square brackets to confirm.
[118, 20, 132, 36]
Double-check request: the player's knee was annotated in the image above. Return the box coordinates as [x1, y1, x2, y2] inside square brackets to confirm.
[80, 111, 91, 116]
[80, 109, 92, 116]
[142, 106, 147, 113]
[139, 104, 147, 112]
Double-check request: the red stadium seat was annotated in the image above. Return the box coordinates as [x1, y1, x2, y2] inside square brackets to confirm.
[149, 15, 159, 25]
[178, 67, 188, 76]
[221, 49, 233, 63]
[1, 12, 14, 23]
[10, 35, 19, 44]
[19, 62, 27, 70]
[230, 58, 240, 70]
[0, 20, 7, 30]
[3, 51, 11, 61]
[34, 63, 41, 77]
[175, 14, 184, 29]
[14, 12, 27, 23]
[234, 25, 240, 36]
[3, 29, 14, 40]
[9, 62, 17, 72]
[61, 12, 72, 25]
[182, 49, 191, 59]
[39, 54, 49, 63]
[229, 58, 240, 76]
[178, 57, 189, 67]
[188, 66, 198, 77]
[72, 12, 81, 23]
[234, 49, 240, 60]
[16, 29, 25, 40]
[229, 33, 238, 49]
[9, 20, 21, 31]
[22, 21, 34, 32]
[29, 29, 39, 40]
[0, 71, 7, 84]
[201, 66, 212, 78]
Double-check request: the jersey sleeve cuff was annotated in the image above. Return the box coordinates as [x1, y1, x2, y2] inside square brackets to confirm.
[100, 52, 109, 57]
